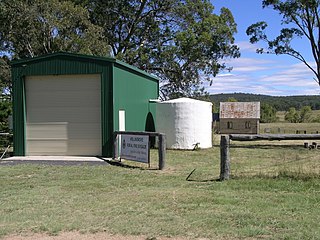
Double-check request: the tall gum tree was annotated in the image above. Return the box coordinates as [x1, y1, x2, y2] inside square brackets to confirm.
[246, 0, 320, 86]
[77, 0, 240, 99]
[0, 0, 111, 91]
[0, 0, 110, 58]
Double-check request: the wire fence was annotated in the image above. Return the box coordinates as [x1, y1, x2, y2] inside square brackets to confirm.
[229, 141, 320, 179]
[0, 133, 13, 159]
[260, 122, 320, 135]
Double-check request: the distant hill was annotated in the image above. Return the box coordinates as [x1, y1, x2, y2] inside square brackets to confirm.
[209, 93, 320, 111]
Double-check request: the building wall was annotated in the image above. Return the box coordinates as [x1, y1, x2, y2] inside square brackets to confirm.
[220, 102, 260, 119]
[112, 64, 159, 132]
[219, 118, 260, 134]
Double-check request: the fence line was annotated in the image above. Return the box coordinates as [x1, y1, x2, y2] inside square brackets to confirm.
[220, 134, 320, 181]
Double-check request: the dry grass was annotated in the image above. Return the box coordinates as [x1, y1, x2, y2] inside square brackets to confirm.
[260, 122, 320, 134]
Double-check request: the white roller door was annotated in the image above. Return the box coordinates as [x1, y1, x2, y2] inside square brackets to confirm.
[25, 74, 101, 156]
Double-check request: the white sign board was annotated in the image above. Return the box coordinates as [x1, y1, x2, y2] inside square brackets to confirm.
[120, 135, 149, 163]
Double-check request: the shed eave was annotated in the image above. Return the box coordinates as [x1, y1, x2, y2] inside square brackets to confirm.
[11, 52, 159, 82]
[114, 60, 159, 82]
[10, 52, 116, 67]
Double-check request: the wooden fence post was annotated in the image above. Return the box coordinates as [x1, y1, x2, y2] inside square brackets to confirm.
[158, 134, 166, 170]
[220, 135, 230, 181]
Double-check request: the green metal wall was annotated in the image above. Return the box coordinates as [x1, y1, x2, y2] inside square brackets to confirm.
[11, 53, 114, 156]
[113, 64, 159, 132]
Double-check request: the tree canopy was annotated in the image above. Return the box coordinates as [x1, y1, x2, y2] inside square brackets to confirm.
[285, 106, 312, 123]
[261, 103, 278, 123]
[74, 0, 240, 99]
[0, 0, 240, 100]
[246, 0, 320, 86]
[0, 0, 111, 100]
[0, 0, 110, 58]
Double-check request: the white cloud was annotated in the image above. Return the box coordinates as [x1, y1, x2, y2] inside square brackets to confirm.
[222, 57, 279, 74]
[216, 73, 234, 77]
[236, 41, 261, 53]
[206, 57, 319, 96]
[203, 38, 319, 96]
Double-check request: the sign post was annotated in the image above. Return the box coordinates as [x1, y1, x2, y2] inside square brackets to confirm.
[113, 131, 166, 170]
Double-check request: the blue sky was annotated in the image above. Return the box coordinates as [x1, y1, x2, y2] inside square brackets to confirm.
[208, 0, 319, 96]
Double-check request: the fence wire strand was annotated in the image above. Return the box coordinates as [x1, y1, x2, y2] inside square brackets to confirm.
[0, 133, 12, 159]
[229, 142, 320, 178]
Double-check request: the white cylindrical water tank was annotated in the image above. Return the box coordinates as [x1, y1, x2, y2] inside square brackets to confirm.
[156, 98, 212, 149]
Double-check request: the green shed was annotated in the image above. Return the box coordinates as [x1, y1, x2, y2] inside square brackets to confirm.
[11, 52, 159, 157]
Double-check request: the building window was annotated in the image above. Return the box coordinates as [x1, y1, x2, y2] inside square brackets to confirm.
[227, 121, 233, 129]
[245, 121, 251, 129]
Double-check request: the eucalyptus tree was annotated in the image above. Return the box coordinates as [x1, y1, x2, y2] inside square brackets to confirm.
[0, 0, 110, 89]
[78, 0, 240, 99]
[260, 103, 278, 123]
[0, 0, 240, 99]
[0, 0, 110, 58]
[246, 0, 320, 86]
[0, 56, 11, 132]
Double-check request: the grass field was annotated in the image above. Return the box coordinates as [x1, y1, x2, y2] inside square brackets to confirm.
[1, 138, 320, 239]
[260, 122, 320, 134]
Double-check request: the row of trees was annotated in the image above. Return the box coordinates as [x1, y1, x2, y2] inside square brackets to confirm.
[284, 106, 313, 123]
[210, 93, 320, 111]
[249, 104, 320, 123]
[261, 104, 320, 123]
[0, 0, 240, 100]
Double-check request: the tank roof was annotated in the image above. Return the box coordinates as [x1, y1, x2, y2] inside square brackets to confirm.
[160, 97, 211, 104]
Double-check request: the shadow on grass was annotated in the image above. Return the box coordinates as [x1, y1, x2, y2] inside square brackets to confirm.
[186, 178, 221, 182]
[185, 168, 221, 182]
[101, 158, 159, 171]
[102, 159, 140, 169]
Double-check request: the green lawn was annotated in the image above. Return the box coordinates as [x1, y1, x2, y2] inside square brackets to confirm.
[1, 142, 320, 239]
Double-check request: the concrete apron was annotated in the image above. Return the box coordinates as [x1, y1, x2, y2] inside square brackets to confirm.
[3, 156, 111, 162]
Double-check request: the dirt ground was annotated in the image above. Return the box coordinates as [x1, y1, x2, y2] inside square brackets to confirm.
[2, 232, 209, 240]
